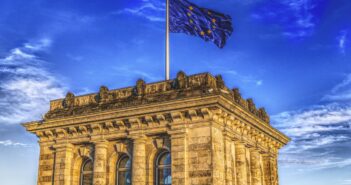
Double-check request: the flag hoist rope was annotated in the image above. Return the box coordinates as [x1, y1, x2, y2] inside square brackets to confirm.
[165, 0, 170, 80]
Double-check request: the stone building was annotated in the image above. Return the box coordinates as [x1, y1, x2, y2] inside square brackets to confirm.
[23, 71, 289, 185]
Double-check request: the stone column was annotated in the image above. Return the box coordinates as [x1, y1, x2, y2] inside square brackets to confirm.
[53, 143, 74, 185]
[271, 154, 279, 185]
[211, 126, 225, 185]
[170, 132, 188, 185]
[262, 154, 272, 185]
[235, 142, 247, 185]
[224, 137, 233, 185]
[250, 149, 262, 185]
[131, 137, 147, 185]
[93, 141, 108, 185]
[37, 143, 55, 185]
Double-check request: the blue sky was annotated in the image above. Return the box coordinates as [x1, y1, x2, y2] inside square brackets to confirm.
[0, 0, 350, 185]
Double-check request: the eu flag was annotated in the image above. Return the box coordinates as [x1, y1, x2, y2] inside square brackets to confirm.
[170, 0, 233, 48]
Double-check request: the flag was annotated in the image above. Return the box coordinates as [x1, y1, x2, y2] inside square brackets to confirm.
[170, 0, 233, 48]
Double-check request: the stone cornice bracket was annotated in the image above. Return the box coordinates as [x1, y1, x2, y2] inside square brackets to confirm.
[153, 137, 171, 151]
[129, 118, 143, 129]
[35, 131, 45, 138]
[187, 109, 199, 121]
[170, 112, 184, 124]
[116, 120, 127, 130]
[91, 123, 103, 135]
[104, 121, 115, 132]
[78, 125, 88, 135]
[211, 108, 227, 124]
[200, 108, 212, 119]
[156, 114, 167, 126]
[115, 141, 132, 156]
[78, 145, 93, 159]
[55, 128, 67, 139]
[143, 115, 157, 127]
[68, 127, 78, 136]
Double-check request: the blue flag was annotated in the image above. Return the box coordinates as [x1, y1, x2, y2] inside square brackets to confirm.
[170, 0, 233, 48]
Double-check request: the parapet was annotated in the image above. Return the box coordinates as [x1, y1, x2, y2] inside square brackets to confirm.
[45, 71, 270, 123]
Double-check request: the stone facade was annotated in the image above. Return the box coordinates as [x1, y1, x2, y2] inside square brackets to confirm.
[23, 71, 289, 185]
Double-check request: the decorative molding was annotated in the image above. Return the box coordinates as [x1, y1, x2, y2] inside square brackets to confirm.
[42, 72, 270, 124]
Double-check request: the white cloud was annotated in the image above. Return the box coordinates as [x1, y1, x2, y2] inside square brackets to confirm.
[220, 69, 263, 86]
[273, 74, 351, 170]
[273, 102, 351, 170]
[0, 140, 29, 147]
[338, 30, 348, 54]
[113, 0, 165, 22]
[0, 39, 67, 125]
[253, 0, 319, 38]
[342, 180, 351, 185]
[322, 74, 351, 102]
[24, 38, 52, 51]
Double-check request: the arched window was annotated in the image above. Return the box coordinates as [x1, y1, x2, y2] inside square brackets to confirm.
[81, 159, 93, 185]
[155, 151, 171, 185]
[116, 155, 132, 185]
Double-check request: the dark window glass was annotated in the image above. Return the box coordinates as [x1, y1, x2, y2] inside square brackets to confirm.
[117, 155, 132, 185]
[156, 151, 171, 185]
[81, 159, 93, 185]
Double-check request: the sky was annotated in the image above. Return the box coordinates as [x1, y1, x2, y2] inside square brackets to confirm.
[0, 0, 350, 185]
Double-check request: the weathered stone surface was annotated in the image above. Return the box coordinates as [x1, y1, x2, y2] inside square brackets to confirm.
[23, 72, 289, 185]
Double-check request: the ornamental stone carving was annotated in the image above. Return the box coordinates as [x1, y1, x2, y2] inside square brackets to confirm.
[98, 85, 110, 103]
[63, 92, 75, 109]
[215, 75, 225, 89]
[174, 71, 188, 89]
[134, 79, 146, 96]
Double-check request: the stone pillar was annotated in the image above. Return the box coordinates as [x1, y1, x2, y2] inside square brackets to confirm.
[224, 137, 233, 185]
[53, 144, 74, 185]
[250, 149, 262, 185]
[235, 142, 247, 185]
[93, 141, 108, 185]
[211, 127, 225, 185]
[170, 132, 188, 185]
[271, 154, 279, 185]
[131, 137, 146, 185]
[37, 143, 55, 185]
[262, 154, 272, 185]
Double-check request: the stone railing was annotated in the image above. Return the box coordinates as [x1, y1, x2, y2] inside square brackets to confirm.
[45, 71, 270, 123]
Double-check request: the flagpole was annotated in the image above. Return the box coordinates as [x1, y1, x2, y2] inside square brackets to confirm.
[165, 0, 170, 80]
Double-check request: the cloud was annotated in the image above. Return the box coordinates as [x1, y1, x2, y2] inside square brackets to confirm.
[113, 0, 165, 22]
[0, 38, 67, 125]
[253, 0, 322, 38]
[342, 180, 351, 185]
[337, 30, 348, 54]
[0, 140, 29, 147]
[322, 74, 351, 102]
[272, 72, 351, 170]
[220, 69, 263, 86]
[273, 102, 351, 170]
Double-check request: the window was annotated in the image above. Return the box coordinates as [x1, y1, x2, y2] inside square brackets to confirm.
[81, 159, 93, 185]
[116, 155, 132, 185]
[155, 151, 171, 185]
